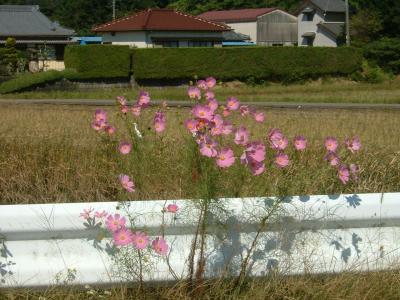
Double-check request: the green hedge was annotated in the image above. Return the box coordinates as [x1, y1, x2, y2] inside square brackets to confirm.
[64, 45, 131, 79]
[0, 69, 77, 94]
[364, 38, 400, 74]
[132, 47, 363, 81]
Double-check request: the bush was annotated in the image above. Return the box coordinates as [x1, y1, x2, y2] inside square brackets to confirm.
[364, 38, 400, 74]
[0, 69, 77, 94]
[132, 47, 363, 81]
[64, 45, 132, 79]
[350, 61, 391, 84]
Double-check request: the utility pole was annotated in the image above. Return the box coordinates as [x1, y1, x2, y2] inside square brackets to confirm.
[345, 0, 350, 46]
[112, 0, 116, 20]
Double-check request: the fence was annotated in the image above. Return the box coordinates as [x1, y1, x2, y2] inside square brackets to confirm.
[1, 192, 399, 287]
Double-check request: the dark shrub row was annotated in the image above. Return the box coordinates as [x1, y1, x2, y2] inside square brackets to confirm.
[132, 47, 363, 81]
[364, 38, 400, 74]
[0, 69, 77, 94]
[64, 45, 132, 79]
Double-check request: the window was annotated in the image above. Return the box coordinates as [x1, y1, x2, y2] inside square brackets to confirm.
[272, 43, 283, 47]
[305, 37, 314, 47]
[153, 40, 179, 48]
[188, 41, 214, 47]
[305, 12, 314, 21]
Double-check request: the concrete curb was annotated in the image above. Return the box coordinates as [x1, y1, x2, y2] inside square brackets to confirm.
[1, 99, 400, 110]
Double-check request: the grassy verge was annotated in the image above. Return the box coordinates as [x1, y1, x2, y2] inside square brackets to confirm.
[1, 78, 400, 104]
[2, 271, 400, 299]
[0, 104, 399, 205]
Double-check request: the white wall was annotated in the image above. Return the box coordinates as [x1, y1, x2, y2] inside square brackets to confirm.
[101, 31, 223, 48]
[224, 21, 258, 43]
[102, 31, 150, 48]
[298, 8, 339, 47]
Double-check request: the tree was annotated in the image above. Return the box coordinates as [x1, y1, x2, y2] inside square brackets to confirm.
[3, 37, 18, 74]
[350, 9, 383, 45]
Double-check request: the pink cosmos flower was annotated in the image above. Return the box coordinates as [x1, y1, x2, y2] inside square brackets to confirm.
[205, 91, 215, 100]
[207, 99, 219, 112]
[117, 96, 127, 106]
[211, 126, 223, 136]
[95, 210, 108, 219]
[185, 119, 199, 134]
[80, 208, 94, 220]
[95, 109, 107, 122]
[131, 104, 141, 116]
[240, 105, 250, 117]
[338, 165, 350, 184]
[325, 137, 339, 152]
[345, 137, 362, 154]
[197, 80, 208, 90]
[350, 163, 359, 181]
[114, 228, 133, 247]
[275, 153, 290, 168]
[222, 108, 231, 117]
[245, 142, 266, 163]
[120, 105, 129, 114]
[269, 129, 288, 151]
[234, 127, 249, 145]
[154, 111, 166, 133]
[216, 148, 235, 168]
[119, 174, 135, 193]
[212, 114, 223, 128]
[106, 213, 126, 232]
[222, 122, 233, 135]
[166, 204, 179, 213]
[324, 152, 340, 167]
[138, 91, 150, 107]
[193, 133, 205, 145]
[192, 104, 214, 121]
[200, 137, 218, 157]
[132, 231, 149, 250]
[206, 77, 216, 89]
[105, 125, 116, 135]
[92, 120, 106, 131]
[249, 161, 265, 176]
[293, 136, 307, 151]
[226, 97, 240, 111]
[268, 129, 287, 150]
[188, 86, 201, 100]
[152, 237, 169, 255]
[119, 141, 132, 155]
[253, 112, 265, 123]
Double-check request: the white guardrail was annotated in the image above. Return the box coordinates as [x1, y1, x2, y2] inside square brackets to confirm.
[1, 193, 400, 288]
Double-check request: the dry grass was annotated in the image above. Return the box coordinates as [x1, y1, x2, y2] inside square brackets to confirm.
[2, 271, 400, 299]
[0, 104, 399, 205]
[1, 78, 400, 104]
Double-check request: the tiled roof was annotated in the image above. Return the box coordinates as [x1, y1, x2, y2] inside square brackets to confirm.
[222, 31, 250, 41]
[198, 8, 277, 22]
[311, 0, 346, 12]
[295, 0, 346, 14]
[93, 9, 230, 32]
[0, 5, 74, 37]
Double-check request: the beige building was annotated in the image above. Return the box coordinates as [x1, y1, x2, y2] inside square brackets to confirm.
[198, 8, 298, 46]
[93, 9, 229, 48]
[296, 0, 346, 47]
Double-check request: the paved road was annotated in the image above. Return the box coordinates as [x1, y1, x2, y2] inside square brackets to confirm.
[1, 98, 400, 110]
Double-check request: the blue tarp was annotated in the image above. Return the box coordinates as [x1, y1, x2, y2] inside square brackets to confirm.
[222, 41, 255, 46]
[71, 36, 102, 45]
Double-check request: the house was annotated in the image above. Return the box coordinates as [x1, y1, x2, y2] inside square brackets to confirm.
[198, 8, 298, 46]
[92, 9, 230, 48]
[0, 5, 75, 70]
[295, 0, 346, 47]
